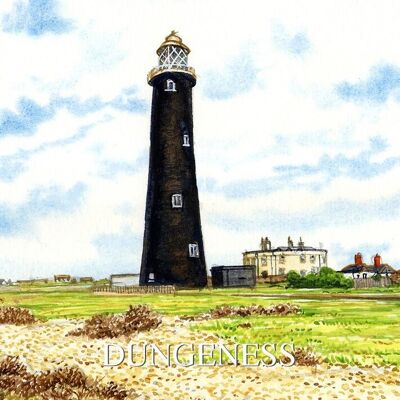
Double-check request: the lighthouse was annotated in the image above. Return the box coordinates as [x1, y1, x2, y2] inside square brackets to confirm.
[139, 31, 207, 287]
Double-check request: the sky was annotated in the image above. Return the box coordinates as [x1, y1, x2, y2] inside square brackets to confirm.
[1, 0, 400, 279]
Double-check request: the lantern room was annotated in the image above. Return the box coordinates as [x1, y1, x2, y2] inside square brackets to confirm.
[147, 31, 196, 83]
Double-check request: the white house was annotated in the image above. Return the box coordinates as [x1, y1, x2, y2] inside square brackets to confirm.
[243, 236, 328, 277]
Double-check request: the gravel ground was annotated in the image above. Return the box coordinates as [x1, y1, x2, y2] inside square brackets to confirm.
[0, 317, 399, 400]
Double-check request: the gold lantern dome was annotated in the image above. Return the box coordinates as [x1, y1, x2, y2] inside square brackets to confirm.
[148, 30, 196, 84]
[156, 30, 191, 55]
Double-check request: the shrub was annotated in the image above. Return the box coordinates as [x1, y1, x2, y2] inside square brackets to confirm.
[69, 305, 161, 339]
[0, 355, 129, 399]
[286, 271, 304, 287]
[261, 270, 269, 279]
[280, 347, 321, 367]
[181, 303, 302, 321]
[0, 306, 36, 325]
[286, 267, 353, 289]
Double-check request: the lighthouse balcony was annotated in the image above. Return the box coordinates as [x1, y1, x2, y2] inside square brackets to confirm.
[147, 65, 196, 83]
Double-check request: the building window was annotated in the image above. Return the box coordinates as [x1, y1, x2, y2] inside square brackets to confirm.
[189, 243, 199, 258]
[278, 267, 286, 275]
[261, 257, 267, 266]
[300, 254, 306, 263]
[300, 270, 307, 277]
[148, 273, 154, 282]
[171, 194, 183, 208]
[183, 134, 190, 147]
[310, 255, 316, 263]
[164, 79, 176, 92]
[279, 255, 285, 264]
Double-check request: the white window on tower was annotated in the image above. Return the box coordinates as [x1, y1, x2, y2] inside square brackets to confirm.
[188, 243, 200, 258]
[165, 79, 176, 92]
[183, 134, 190, 147]
[171, 194, 183, 208]
[300, 254, 306, 263]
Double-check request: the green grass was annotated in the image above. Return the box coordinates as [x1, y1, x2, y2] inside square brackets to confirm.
[1, 286, 399, 366]
[191, 299, 400, 367]
[0, 287, 285, 318]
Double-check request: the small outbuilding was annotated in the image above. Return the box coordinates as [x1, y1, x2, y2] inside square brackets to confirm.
[54, 274, 71, 282]
[79, 277, 94, 283]
[110, 273, 139, 287]
[211, 265, 256, 288]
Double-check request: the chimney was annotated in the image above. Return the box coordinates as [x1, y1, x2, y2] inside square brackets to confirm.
[354, 252, 363, 266]
[374, 253, 381, 268]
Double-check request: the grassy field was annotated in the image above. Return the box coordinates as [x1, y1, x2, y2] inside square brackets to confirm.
[1, 285, 399, 367]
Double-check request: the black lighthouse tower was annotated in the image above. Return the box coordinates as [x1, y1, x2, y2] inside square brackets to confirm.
[139, 31, 207, 287]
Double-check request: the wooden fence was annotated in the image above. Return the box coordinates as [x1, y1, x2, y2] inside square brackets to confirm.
[353, 277, 391, 289]
[93, 285, 176, 295]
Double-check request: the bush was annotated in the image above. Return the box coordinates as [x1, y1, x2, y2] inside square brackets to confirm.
[261, 271, 269, 279]
[286, 271, 304, 287]
[181, 303, 302, 321]
[286, 267, 353, 289]
[69, 305, 161, 339]
[0, 355, 129, 399]
[280, 347, 321, 367]
[0, 306, 36, 325]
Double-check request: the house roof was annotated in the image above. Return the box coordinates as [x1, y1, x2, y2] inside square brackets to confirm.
[110, 273, 139, 278]
[243, 246, 327, 255]
[211, 265, 255, 271]
[341, 264, 396, 274]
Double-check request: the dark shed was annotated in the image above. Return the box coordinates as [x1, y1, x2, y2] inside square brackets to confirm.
[211, 265, 256, 288]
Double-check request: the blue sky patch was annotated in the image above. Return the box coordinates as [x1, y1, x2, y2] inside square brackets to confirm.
[0, 155, 26, 181]
[0, 123, 94, 182]
[98, 154, 148, 179]
[202, 52, 258, 100]
[0, 98, 54, 136]
[93, 229, 142, 275]
[207, 191, 400, 236]
[208, 136, 398, 199]
[0, 182, 86, 236]
[274, 136, 398, 181]
[337, 64, 400, 103]
[2, 0, 72, 36]
[0, 91, 147, 137]
[273, 25, 310, 56]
